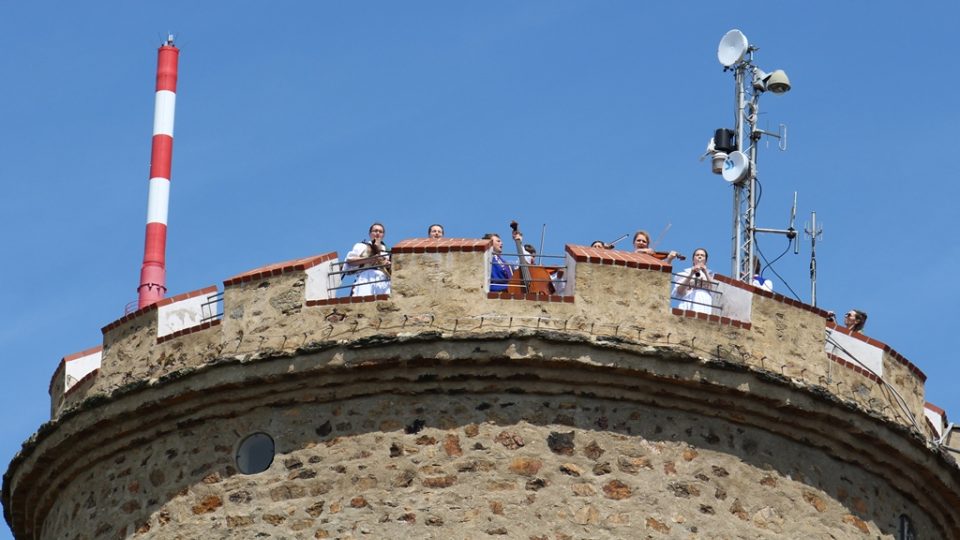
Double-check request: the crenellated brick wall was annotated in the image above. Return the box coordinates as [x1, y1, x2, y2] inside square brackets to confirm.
[6, 237, 960, 539]
[54, 239, 931, 431]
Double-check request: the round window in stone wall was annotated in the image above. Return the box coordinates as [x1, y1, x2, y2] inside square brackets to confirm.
[236, 432, 275, 474]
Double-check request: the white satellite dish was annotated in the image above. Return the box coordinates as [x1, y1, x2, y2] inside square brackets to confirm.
[722, 151, 750, 183]
[718, 29, 749, 67]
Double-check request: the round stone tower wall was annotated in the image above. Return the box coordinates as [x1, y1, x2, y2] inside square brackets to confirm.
[5, 239, 959, 539]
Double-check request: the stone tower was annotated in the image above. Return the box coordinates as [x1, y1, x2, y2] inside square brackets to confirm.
[4, 238, 959, 539]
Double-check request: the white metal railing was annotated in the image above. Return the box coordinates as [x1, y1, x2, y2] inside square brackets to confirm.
[670, 271, 722, 315]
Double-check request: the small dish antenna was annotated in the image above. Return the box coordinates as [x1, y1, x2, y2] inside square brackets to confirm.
[722, 150, 750, 183]
[718, 29, 749, 67]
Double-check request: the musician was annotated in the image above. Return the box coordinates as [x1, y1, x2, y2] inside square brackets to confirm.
[427, 224, 444, 238]
[752, 259, 773, 291]
[345, 222, 391, 296]
[483, 230, 523, 292]
[634, 230, 678, 263]
[523, 243, 538, 265]
[483, 233, 511, 291]
[844, 309, 868, 333]
[672, 248, 716, 314]
[591, 240, 611, 249]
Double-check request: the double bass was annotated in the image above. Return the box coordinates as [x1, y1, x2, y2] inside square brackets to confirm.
[505, 220, 555, 295]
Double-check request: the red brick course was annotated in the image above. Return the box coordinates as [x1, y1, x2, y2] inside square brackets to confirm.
[713, 273, 833, 319]
[224, 252, 338, 287]
[827, 353, 881, 383]
[564, 245, 670, 272]
[827, 323, 926, 382]
[486, 292, 574, 303]
[671, 308, 753, 330]
[48, 345, 104, 395]
[306, 294, 391, 307]
[102, 286, 219, 334]
[157, 319, 223, 344]
[392, 238, 490, 254]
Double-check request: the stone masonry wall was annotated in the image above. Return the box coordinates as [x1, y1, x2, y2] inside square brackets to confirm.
[12, 239, 954, 540]
[80, 241, 926, 431]
[41, 392, 934, 540]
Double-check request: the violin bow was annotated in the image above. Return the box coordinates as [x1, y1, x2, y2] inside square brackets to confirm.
[538, 223, 546, 261]
[607, 233, 629, 247]
[650, 222, 672, 250]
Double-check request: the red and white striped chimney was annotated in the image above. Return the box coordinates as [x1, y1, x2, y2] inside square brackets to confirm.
[137, 35, 179, 309]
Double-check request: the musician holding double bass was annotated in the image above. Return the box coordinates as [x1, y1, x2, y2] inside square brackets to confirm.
[482, 231, 520, 292]
[345, 222, 391, 296]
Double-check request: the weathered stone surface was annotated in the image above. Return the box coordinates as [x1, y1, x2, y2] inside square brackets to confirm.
[602, 480, 632, 500]
[422, 475, 457, 488]
[443, 434, 463, 456]
[509, 457, 543, 477]
[583, 440, 605, 460]
[547, 431, 575, 455]
[190, 495, 222, 514]
[645, 516, 670, 532]
[495, 431, 525, 450]
[8, 246, 958, 540]
[803, 489, 827, 512]
[843, 514, 870, 533]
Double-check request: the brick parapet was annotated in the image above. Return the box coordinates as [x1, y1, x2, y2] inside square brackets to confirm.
[223, 252, 338, 287]
[827, 321, 927, 382]
[48, 345, 103, 397]
[671, 308, 753, 329]
[56, 238, 932, 435]
[393, 238, 490, 254]
[156, 319, 222, 344]
[565, 244, 672, 272]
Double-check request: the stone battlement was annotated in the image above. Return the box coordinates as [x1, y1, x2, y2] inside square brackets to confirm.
[53, 238, 930, 436]
[8, 237, 960, 539]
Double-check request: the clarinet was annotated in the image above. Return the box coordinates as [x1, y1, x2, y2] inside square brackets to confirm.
[367, 239, 392, 277]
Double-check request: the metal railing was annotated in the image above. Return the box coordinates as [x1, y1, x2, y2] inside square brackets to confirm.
[490, 252, 568, 294]
[669, 271, 723, 315]
[200, 291, 224, 323]
[328, 256, 392, 297]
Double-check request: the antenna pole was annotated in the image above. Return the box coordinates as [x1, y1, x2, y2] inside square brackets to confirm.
[804, 211, 823, 306]
[731, 63, 747, 278]
[137, 35, 179, 309]
[721, 47, 791, 282]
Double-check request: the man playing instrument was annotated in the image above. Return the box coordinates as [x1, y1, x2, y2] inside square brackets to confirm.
[345, 222, 391, 296]
[484, 233, 512, 292]
[483, 230, 525, 292]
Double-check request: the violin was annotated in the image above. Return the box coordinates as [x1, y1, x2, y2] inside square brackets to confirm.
[506, 220, 554, 295]
[649, 250, 686, 261]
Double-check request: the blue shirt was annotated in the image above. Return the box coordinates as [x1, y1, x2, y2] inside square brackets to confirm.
[490, 254, 513, 291]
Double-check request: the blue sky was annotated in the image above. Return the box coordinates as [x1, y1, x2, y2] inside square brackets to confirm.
[2, 3, 958, 535]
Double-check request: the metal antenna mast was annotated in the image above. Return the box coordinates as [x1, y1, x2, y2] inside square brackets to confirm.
[707, 30, 794, 282]
[805, 212, 823, 306]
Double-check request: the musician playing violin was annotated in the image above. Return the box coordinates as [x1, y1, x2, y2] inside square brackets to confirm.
[634, 230, 679, 263]
[345, 222, 391, 296]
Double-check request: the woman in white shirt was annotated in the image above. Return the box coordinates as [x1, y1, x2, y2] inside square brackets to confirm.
[345, 222, 391, 296]
[672, 248, 716, 314]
